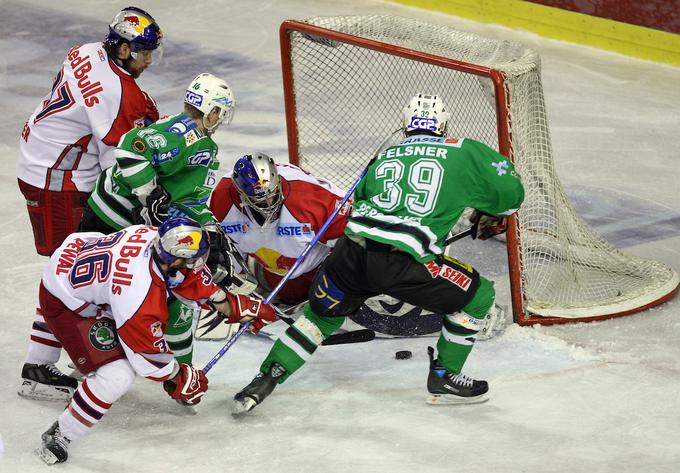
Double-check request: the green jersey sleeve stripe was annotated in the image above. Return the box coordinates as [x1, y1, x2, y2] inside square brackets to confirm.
[349, 213, 441, 254]
[346, 220, 429, 259]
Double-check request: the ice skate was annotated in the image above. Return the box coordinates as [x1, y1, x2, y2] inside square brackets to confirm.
[232, 362, 286, 415]
[36, 421, 70, 465]
[426, 347, 489, 405]
[18, 363, 78, 401]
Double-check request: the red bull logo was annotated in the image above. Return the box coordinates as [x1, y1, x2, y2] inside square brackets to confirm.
[124, 15, 152, 34]
[176, 231, 202, 250]
[254, 178, 270, 191]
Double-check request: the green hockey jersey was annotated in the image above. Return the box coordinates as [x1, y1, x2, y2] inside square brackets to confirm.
[346, 135, 525, 263]
[88, 113, 220, 230]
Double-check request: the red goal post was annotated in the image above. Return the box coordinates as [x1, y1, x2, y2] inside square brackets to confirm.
[279, 16, 679, 325]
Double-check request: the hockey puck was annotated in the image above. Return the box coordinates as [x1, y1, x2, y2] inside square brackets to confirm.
[395, 350, 412, 360]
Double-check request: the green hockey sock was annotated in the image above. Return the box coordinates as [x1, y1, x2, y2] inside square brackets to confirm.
[165, 299, 200, 365]
[260, 303, 345, 383]
[436, 277, 495, 373]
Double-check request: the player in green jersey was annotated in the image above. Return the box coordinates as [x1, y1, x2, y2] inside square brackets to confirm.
[233, 93, 525, 412]
[80, 73, 237, 364]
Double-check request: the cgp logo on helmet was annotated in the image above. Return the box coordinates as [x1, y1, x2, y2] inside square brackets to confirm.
[185, 90, 203, 107]
[88, 320, 120, 351]
[409, 116, 438, 132]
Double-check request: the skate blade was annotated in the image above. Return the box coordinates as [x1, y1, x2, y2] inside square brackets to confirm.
[426, 392, 490, 405]
[18, 381, 74, 402]
[231, 397, 257, 416]
[35, 446, 60, 465]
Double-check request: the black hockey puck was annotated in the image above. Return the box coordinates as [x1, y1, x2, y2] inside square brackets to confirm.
[395, 350, 412, 360]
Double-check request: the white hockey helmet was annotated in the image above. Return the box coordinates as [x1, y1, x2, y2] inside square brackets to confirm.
[402, 93, 450, 136]
[184, 73, 235, 132]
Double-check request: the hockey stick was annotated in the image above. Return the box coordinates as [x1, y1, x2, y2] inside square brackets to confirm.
[202, 132, 401, 374]
[444, 227, 475, 246]
[196, 306, 375, 346]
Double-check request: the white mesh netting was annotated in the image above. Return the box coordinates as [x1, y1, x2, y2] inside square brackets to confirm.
[283, 15, 678, 320]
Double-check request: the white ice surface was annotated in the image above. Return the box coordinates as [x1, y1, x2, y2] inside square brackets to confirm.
[1, 1, 679, 472]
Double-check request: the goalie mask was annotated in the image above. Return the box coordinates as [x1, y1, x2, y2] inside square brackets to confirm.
[185, 73, 235, 133]
[153, 217, 210, 271]
[403, 93, 450, 136]
[232, 152, 283, 225]
[105, 6, 163, 61]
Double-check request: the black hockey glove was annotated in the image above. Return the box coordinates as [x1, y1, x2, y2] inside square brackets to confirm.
[204, 223, 236, 285]
[470, 210, 508, 240]
[133, 186, 170, 226]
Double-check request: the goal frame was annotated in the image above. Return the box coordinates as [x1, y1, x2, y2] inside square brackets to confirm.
[279, 19, 679, 326]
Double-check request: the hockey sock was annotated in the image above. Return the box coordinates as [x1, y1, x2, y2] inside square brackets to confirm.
[165, 300, 199, 365]
[259, 304, 345, 382]
[25, 309, 62, 365]
[436, 277, 495, 373]
[58, 359, 135, 441]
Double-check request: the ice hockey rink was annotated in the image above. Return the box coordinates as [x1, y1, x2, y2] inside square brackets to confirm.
[1, 0, 679, 471]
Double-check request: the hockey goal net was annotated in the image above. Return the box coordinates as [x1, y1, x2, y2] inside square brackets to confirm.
[279, 16, 679, 325]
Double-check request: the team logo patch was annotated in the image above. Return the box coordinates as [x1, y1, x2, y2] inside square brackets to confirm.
[187, 150, 212, 166]
[409, 116, 438, 131]
[492, 160, 509, 176]
[132, 138, 147, 153]
[150, 321, 163, 337]
[88, 320, 119, 352]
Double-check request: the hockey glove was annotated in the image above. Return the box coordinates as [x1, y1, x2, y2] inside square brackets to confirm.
[204, 223, 236, 285]
[163, 363, 209, 405]
[471, 211, 508, 240]
[134, 186, 170, 226]
[207, 291, 277, 336]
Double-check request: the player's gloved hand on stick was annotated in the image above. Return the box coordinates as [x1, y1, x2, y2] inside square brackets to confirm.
[163, 363, 209, 405]
[136, 185, 170, 226]
[204, 223, 235, 285]
[207, 291, 277, 334]
[470, 210, 508, 240]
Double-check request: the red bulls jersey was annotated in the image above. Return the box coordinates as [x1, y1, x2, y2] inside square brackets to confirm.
[210, 163, 349, 279]
[42, 226, 218, 381]
[17, 42, 158, 193]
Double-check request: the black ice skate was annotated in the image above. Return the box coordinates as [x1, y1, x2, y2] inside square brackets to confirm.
[426, 346, 489, 405]
[232, 362, 286, 415]
[18, 363, 78, 401]
[36, 421, 70, 465]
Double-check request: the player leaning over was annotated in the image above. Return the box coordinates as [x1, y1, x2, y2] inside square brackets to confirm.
[209, 153, 349, 306]
[17, 6, 162, 257]
[233, 93, 525, 413]
[17, 73, 236, 401]
[82, 72, 238, 363]
[34, 217, 276, 464]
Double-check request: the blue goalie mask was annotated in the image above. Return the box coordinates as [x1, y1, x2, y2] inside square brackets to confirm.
[232, 152, 283, 224]
[153, 217, 210, 270]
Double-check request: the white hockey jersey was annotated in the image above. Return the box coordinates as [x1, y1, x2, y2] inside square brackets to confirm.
[210, 163, 350, 279]
[17, 42, 158, 192]
[42, 225, 218, 381]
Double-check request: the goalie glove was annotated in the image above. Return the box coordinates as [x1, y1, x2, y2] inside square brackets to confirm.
[163, 363, 209, 405]
[133, 185, 170, 226]
[470, 210, 508, 240]
[204, 223, 236, 285]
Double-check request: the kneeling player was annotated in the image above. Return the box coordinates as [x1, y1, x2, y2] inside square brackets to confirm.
[232, 93, 524, 413]
[209, 152, 349, 306]
[33, 217, 275, 464]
